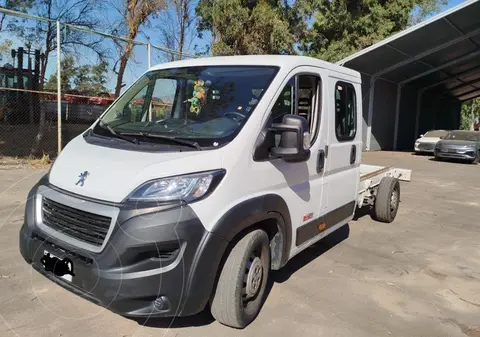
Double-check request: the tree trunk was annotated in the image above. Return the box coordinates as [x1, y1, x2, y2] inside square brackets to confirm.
[178, 1, 186, 60]
[0, 13, 6, 32]
[115, 42, 134, 97]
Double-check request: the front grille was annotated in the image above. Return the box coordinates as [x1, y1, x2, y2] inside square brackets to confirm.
[437, 147, 458, 153]
[418, 143, 433, 150]
[42, 197, 111, 247]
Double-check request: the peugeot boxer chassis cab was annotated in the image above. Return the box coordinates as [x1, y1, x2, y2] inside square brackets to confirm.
[19, 55, 411, 329]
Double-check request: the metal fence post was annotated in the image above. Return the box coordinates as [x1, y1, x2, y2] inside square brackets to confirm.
[56, 20, 62, 154]
[147, 43, 152, 121]
[147, 43, 152, 69]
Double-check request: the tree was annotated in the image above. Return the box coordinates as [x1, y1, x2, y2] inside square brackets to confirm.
[196, 0, 296, 56]
[7, 0, 107, 156]
[109, 0, 168, 97]
[0, 0, 34, 31]
[297, 0, 448, 63]
[157, 0, 196, 62]
[7, 0, 106, 89]
[460, 98, 480, 130]
[74, 62, 108, 94]
[44, 56, 76, 91]
[0, 0, 34, 61]
[44, 55, 108, 94]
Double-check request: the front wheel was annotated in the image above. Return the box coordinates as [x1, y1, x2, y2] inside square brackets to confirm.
[471, 151, 479, 165]
[210, 229, 270, 329]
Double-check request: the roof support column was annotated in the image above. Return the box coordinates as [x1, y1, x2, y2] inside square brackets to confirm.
[414, 89, 426, 141]
[366, 76, 377, 151]
[393, 84, 404, 150]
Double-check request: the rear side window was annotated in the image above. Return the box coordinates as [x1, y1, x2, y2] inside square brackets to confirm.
[335, 82, 356, 141]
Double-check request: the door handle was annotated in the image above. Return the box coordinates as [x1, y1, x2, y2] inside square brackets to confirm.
[350, 145, 356, 165]
[317, 149, 325, 173]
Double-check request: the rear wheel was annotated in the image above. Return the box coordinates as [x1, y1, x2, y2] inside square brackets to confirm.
[372, 177, 400, 223]
[210, 229, 270, 329]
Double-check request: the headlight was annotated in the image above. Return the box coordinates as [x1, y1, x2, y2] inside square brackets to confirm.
[127, 169, 225, 203]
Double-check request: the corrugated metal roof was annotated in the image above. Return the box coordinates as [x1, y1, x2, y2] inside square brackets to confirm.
[337, 0, 480, 101]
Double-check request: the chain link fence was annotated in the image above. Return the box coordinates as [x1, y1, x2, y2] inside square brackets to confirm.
[0, 8, 195, 159]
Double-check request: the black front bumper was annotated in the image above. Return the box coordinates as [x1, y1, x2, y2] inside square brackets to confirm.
[19, 178, 228, 318]
[434, 149, 476, 161]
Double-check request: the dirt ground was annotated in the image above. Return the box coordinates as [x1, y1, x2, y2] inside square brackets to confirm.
[1, 151, 479, 337]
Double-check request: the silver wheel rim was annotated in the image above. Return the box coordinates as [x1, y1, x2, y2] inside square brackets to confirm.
[245, 256, 263, 300]
[390, 188, 399, 215]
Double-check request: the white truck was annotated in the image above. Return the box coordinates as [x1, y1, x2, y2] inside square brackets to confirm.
[19, 55, 411, 329]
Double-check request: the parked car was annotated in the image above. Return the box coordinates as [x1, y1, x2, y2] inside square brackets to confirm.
[414, 129, 449, 154]
[18, 55, 412, 329]
[434, 130, 480, 164]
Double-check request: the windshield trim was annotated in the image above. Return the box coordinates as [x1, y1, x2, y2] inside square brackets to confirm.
[90, 65, 280, 149]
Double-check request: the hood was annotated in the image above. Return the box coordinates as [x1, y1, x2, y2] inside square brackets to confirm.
[416, 137, 441, 144]
[48, 136, 224, 203]
[437, 139, 478, 147]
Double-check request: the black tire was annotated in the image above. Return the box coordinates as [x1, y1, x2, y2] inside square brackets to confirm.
[472, 151, 479, 165]
[210, 229, 270, 329]
[372, 177, 400, 223]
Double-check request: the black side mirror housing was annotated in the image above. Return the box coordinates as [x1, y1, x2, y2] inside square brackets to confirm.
[269, 114, 310, 162]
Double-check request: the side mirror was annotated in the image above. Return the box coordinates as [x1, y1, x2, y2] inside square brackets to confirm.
[269, 114, 310, 162]
[420, 134, 424, 138]
[439, 136, 444, 139]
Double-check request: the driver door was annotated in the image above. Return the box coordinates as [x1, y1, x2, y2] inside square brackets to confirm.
[258, 66, 328, 258]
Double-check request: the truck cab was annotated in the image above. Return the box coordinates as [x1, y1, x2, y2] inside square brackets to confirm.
[19, 55, 410, 329]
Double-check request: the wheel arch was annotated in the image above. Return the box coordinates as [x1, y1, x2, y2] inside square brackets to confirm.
[211, 194, 292, 270]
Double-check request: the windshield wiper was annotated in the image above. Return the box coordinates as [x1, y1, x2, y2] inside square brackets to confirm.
[99, 121, 139, 145]
[119, 132, 202, 150]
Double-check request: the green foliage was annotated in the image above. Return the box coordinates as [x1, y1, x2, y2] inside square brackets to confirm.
[196, 0, 296, 56]
[297, 0, 448, 62]
[197, 0, 447, 61]
[44, 56, 108, 94]
[460, 98, 480, 130]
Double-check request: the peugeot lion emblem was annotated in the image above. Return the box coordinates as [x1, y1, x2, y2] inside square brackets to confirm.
[76, 171, 90, 187]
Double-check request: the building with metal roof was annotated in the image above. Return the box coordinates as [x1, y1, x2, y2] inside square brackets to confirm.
[337, 0, 480, 151]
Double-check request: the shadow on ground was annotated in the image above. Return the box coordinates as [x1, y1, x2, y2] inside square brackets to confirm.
[428, 157, 476, 165]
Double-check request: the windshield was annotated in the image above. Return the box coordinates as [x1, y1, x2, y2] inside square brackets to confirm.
[444, 131, 480, 142]
[424, 130, 448, 137]
[92, 66, 278, 148]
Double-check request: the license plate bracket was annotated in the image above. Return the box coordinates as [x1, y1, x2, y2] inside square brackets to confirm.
[40, 250, 75, 282]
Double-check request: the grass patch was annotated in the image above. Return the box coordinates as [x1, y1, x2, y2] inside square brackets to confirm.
[0, 153, 53, 170]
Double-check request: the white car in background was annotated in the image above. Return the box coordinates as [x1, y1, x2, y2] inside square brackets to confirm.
[414, 130, 449, 154]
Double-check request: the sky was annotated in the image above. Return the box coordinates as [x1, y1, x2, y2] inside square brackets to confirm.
[0, 0, 469, 93]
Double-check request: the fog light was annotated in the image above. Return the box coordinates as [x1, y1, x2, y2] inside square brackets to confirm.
[154, 297, 165, 310]
[154, 296, 170, 311]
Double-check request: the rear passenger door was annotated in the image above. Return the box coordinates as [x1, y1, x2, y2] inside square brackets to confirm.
[323, 76, 361, 226]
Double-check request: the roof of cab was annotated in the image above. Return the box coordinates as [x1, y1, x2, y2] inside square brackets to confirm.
[149, 55, 360, 79]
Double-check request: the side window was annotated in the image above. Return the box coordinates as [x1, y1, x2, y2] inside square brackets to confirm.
[149, 78, 177, 120]
[335, 82, 357, 141]
[270, 74, 321, 144]
[271, 78, 295, 123]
